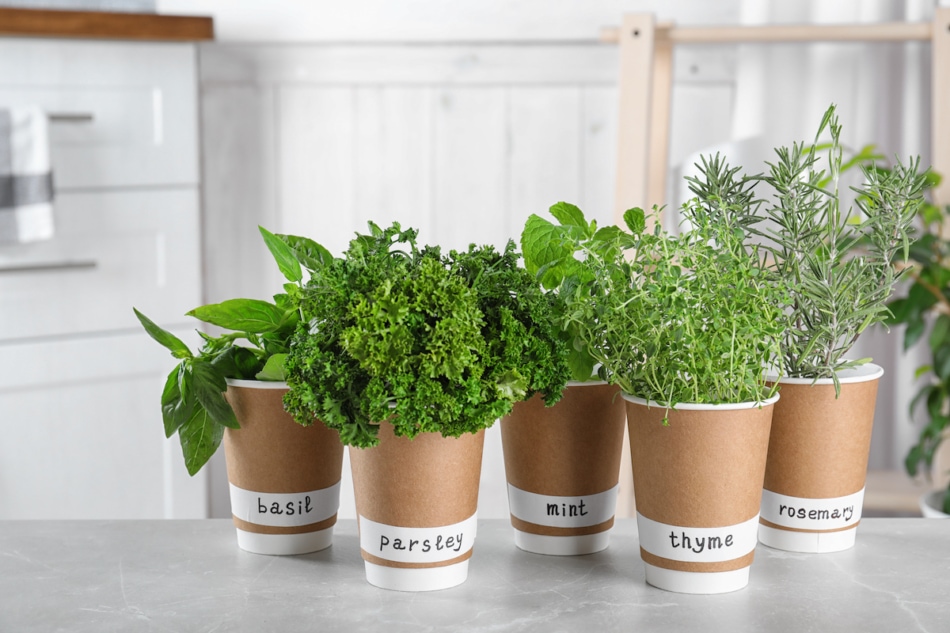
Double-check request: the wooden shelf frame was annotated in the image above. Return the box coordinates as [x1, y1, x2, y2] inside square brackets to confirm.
[606, 10, 950, 227]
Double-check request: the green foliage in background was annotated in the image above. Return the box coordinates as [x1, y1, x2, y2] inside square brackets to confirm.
[886, 173, 950, 514]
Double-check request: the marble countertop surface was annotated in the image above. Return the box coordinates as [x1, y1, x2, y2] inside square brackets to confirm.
[1, 518, 947, 632]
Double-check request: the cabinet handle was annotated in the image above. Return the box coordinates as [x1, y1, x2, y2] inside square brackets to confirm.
[0, 260, 98, 274]
[47, 113, 95, 123]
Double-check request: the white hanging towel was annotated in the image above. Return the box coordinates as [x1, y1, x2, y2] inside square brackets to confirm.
[0, 107, 55, 244]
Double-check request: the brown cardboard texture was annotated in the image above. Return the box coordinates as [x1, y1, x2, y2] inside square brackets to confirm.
[626, 399, 773, 573]
[224, 384, 344, 535]
[501, 383, 626, 536]
[349, 422, 485, 568]
[764, 378, 878, 500]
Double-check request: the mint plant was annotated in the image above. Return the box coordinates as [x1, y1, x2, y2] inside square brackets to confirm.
[520, 201, 627, 382]
[283, 222, 570, 448]
[754, 105, 926, 390]
[134, 227, 330, 475]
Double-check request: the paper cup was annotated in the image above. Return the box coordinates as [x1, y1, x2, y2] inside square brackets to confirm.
[349, 422, 485, 591]
[501, 382, 626, 555]
[223, 379, 344, 555]
[759, 365, 882, 553]
[624, 394, 777, 594]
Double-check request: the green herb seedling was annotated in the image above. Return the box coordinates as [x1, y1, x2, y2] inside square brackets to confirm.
[754, 104, 927, 391]
[283, 222, 570, 448]
[134, 227, 332, 475]
[531, 170, 787, 414]
[521, 201, 632, 382]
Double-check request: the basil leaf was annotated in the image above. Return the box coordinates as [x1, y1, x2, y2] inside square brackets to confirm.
[211, 346, 263, 380]
[255, 353, 288, 381]
[178, 405, 226, 476]
[187, 299, 285, 333]
[134, 308, 192, 359]
[277, 233, 334, 272]
[260, 226, 303, 283]
[191, 360, 239, 429]
[161, 364, 193, 438]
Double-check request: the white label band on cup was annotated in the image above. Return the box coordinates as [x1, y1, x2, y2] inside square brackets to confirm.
[229, 481, 341, 528]
[359, 514, 477, 564]
[507, 483, 618, 528]
[760, 488, 864, 531]
[636, 513, 759, 563]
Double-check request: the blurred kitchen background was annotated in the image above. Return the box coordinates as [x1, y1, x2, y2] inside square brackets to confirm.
[1, 0, 946, 521]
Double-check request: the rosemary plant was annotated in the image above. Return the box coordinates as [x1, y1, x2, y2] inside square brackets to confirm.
[755, 105, 926, 388]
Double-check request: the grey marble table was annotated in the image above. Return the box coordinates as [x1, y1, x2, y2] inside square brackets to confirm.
[1, 518, 947, 633]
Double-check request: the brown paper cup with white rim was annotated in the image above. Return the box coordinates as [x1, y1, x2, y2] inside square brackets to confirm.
[624, 393, 776, 594]
[349, 422, 485, 592]
[758, 364, 882, 553]
[501, 381, 626, 555]
[223, 379, 344, 555]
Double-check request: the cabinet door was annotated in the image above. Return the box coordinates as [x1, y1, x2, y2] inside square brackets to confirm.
[0, 188, 201, 342]
[0, 39, 198, 189]
[0, 329, 207, 519]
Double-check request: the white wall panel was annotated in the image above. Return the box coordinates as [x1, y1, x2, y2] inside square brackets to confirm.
[278, 86, 357, 258]
[431, 87, 509, 252]
[508, 87, 582, 239]
[201, 84, 278, 304]
[353, 87, 434, 235]
[580, 86, 619, 225]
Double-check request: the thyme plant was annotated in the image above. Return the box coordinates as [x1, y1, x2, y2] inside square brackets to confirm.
[755, 105, 925, 387]
[527, 179, 786, 411]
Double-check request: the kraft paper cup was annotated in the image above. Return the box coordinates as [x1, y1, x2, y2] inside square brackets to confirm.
[223, 379, 344, 556]
[759, 364, 883, 553]
[624, 393, 777, 594]
[349, 422, 485, 592]
[501, 381, 626, 555]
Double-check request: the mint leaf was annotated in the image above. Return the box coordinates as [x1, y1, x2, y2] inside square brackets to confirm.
[178, 405, 225, 476]
[566, 339, 596, 382]
[134, 308, 192, 360]
[187, 299, 285, 333]
[260, 226, 303, 283]
[277, 233, 334, 271]
[549, 201, 590, 237]
[191, 360, 239, 429]
[521, 214, 571, 278]
[255, 353, 288, 381]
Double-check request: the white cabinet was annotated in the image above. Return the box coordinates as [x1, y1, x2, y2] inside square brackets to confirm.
[0, 39, 199, 189]
[0, 38, 205, 519]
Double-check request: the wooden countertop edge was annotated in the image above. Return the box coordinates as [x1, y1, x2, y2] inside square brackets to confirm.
[0, 7, 214, 41]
